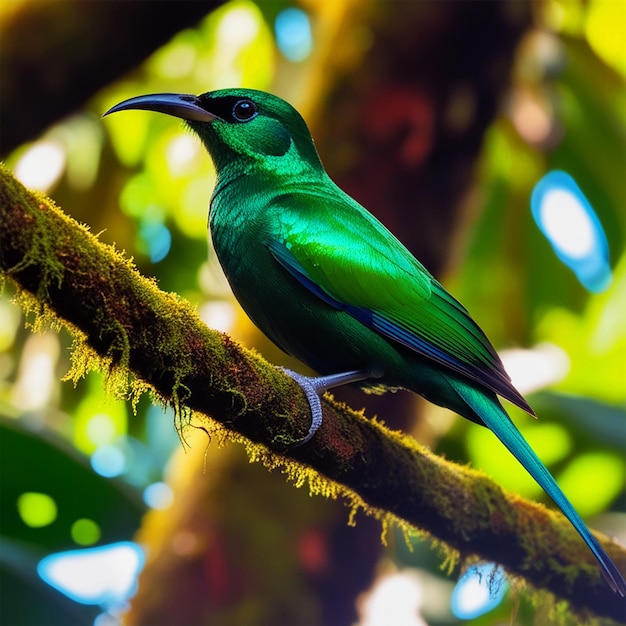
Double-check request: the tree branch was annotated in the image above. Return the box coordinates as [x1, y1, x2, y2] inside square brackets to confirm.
[1, 163, 624, 621]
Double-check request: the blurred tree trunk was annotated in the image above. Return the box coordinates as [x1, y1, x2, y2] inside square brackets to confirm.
[305, 2, 532, 624]
[315, 1, 531, 276]
[312, 0, 532, 431]
[313, 4, 532, 622]
[0, 0, 223, 154]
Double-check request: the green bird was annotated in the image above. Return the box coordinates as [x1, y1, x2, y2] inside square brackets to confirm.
[105, 88, 625, 594]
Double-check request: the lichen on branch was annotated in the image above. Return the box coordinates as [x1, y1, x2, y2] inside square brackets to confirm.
[1, 163, 624, 621]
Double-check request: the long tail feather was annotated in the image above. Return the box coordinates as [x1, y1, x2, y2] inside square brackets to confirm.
[449, 378, 626, 595]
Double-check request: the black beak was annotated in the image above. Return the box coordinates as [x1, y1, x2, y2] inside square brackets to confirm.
[103, 93, 219, 123]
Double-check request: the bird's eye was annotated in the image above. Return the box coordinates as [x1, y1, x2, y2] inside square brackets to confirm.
[232, 99, 257, 122]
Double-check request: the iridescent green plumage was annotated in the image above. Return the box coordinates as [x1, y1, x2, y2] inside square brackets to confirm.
[105, 89, 625, 594]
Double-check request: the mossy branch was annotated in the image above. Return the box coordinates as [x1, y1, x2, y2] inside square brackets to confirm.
[1, 163, 624, 621]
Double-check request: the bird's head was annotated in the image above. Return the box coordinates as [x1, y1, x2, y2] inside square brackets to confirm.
[104, 88, 323, 175]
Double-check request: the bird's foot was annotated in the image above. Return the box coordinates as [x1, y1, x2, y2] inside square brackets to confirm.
[280, 368, 377, 444]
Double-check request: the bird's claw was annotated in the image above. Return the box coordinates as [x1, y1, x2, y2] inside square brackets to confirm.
[281, 369, 324, 444]
[280, 368, 372, 444]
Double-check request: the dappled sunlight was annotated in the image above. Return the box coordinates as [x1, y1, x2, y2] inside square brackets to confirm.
[164, 133, 201, 176]
[198, 299, 238, 334]
[11, 332, 60, 412]
[357, 568, 427, 626]
[357, 561, 456, 625]
[500, 343, 570, 395]
[13, 140, 66, 191]
[37, 542, 144, 606]
[1, 0, 625, 623]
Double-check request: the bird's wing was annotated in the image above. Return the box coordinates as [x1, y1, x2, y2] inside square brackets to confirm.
[267, 190, 534, 414]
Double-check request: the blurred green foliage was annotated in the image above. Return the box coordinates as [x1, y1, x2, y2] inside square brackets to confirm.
[1, 0, 624, 624]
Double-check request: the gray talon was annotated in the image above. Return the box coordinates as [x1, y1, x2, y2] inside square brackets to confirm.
[280, 368, 372, 444]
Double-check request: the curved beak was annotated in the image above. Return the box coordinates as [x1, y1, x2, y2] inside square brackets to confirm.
[103, 93, 219, 123]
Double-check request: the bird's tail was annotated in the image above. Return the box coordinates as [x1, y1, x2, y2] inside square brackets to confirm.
[448, 378, 626, 596]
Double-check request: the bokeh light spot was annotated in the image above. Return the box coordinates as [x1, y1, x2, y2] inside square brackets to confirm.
[217, 3, 260, 47]
[17, 492, 58, 528]
[38, 542, 144, 606]
[86, 413, 117, 447]
[358, 570, 425, 626]
[166, 134, 201, 176]
[143, 482, 174, 510]
[152, 40, 197, 79]
[11, 332, 59, 411]
[541, 189, 595, 258]
[531, 170, 612, 292]
[585, 0, 626, 76]
[500, 343, 570, 395]
[275, 8, 313, 62]
[451, 563, 508, 619]
[14, 140, 66, 191]
[557, 452, 625, 517]
[199, 300, 237, 333]
[71, 518, 102, 546]
[91, 445, 126, 478]
[139, 220, 172, 263]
